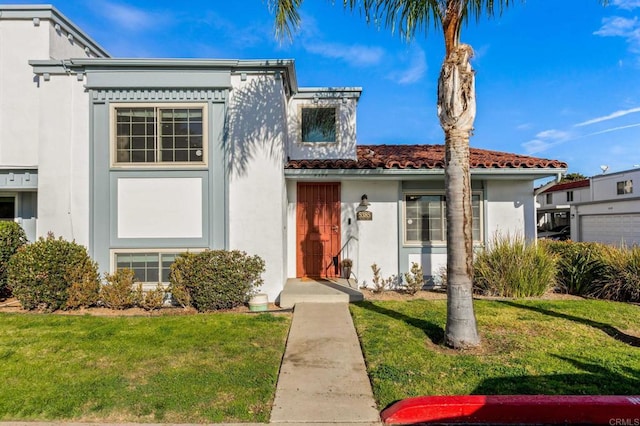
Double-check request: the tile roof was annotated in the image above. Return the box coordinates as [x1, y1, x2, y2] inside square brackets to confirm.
[542, 179, 590, 193]
[286, 144, 568, 170]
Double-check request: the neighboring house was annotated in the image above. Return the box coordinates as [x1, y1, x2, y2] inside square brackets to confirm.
[571, 168, 640, 246]
[0, 5, 567, 301]
[536, 179, 590, 231]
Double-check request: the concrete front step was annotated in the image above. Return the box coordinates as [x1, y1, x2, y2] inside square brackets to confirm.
[278, 278, 364, 308]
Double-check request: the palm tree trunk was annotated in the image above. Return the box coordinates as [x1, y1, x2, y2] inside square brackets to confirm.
[438, 42, 480, 348]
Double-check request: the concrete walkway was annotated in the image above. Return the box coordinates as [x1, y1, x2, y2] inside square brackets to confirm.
[270, 303, 381, 424]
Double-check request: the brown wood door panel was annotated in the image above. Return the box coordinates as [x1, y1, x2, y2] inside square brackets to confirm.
[296, 183, 341, 278]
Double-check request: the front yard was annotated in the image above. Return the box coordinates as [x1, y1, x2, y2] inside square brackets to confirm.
[0, 312, 290, 423]
[351, 298, 640, 409]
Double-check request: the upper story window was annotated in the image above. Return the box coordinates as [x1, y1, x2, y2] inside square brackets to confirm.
[404, 193, 482, 244]
[546, 193, 553, 204]
[566, 191, 574, 202]
[301, 107, 337, 143]
[113, 104, 206, 166]
[617, 180, 633, 195]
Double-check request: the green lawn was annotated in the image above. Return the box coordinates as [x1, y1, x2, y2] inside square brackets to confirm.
[350, 299, 640, 409]
[0, 312, 290, 423]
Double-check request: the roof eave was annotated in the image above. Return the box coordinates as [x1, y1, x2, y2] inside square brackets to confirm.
[285, 167, 566, 180]
[0, 4, 110, 57]
[28, 58, 298, 93]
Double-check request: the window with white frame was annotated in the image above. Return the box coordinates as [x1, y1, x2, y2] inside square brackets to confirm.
[566, 191, 574, 202]
[113, 105, 206, 165]
[114, 251, 182, 284]
[404, 193, 482, 244]
[300, 106, 337, 143]
[617, 180, 633, 195]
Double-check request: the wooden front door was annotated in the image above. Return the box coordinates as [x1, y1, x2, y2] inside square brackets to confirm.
[296, 183, 341, 278]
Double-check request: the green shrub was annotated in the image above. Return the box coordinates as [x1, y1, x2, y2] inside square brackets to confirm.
[169, 250, 264, 312]
[65, 258, 101, 309]
[101, 268, 139, 310]
[591, 245, 640, 303]
[7, 233, 99, 311]
[0, 221, 27, 298]
[169, 276, 192, 308]
[542, 240, 607, 296]
[139, 283, 166, 311]
[403, 262, 424, 295]
[474, 235, 558, 297]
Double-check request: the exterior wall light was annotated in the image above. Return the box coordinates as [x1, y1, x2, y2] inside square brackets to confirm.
[359, 194, 370, 208]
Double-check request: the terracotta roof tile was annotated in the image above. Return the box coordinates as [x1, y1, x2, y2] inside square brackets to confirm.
[542, 179, 590, 193]
[285, 144, 567, 170]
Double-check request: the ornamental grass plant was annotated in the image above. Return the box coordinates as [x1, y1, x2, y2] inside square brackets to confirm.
[473, 234, 557, 297]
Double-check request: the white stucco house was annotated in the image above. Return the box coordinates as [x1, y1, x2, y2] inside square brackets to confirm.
[0, 5, 568, 302]
[570, 168, 640, 246]
[536, 179, 590, 232]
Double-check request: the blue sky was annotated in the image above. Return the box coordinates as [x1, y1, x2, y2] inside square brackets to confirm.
[16, 0, 640, 177]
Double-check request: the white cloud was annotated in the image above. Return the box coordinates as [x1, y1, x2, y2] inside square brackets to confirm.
[295, 12, 384, 67]
[200, 10, 271, 50]
[397, 46, 427, 84]
[594, 16, 639, 37]
[516, 123, 533, 131]
[522, 129, 573, 154]
[594, 16, 640, 52]
[575, 106, 640, 126]
[95, 1, 170, 32]
[583, 122, 640, 136]
[304, 42, 384, 67]
[522, 139, 553, 154]
[612, 0, 640, 10]
[535, 129, 572, 141]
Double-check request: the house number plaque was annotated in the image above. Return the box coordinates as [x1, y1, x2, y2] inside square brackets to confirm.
[357, 211, 373, 221]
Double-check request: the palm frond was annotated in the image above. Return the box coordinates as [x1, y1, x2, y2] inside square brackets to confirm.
[270, 0, 304, 40]
[271, 0, 525, 41]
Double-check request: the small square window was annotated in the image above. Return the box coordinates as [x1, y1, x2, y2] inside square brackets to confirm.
[301, 107, 337, 143]
[617, 180, 633, 195]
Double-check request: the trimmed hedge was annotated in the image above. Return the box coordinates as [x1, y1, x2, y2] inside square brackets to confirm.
[169, 250, 265, 312]
[0, 221, 27, 298]
[7, 234, 100, 311]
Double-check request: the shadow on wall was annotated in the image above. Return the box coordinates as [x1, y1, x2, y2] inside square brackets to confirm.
[224, 75, 286, 178]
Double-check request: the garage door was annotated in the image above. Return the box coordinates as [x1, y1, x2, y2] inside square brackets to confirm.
[580, 214, 640, 246]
